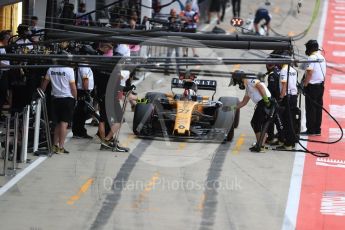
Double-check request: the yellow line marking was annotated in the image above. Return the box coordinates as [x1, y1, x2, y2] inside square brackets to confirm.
[288, 31, 295, 37]
[232, 134, 246, 154]
[273, 6, 280, 14]
[197, 193, 206, 211]
[67, 178, 94, 205]
[178, 143, 187, 151]
[231, 64, 241, 71]
[122, 134, 135, 148]
[132, 172, 160, 209]
[228, 28, 236, 33]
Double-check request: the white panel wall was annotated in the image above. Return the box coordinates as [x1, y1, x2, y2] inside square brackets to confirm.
[32, 0, 47, 27]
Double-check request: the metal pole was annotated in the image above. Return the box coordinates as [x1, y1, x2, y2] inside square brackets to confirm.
[3, 116, 11, 176]
[21, 106, 30, 163]
[41, 97, 52, 156]
[33, 98, 42, 152]
[12, 113, 19, 173]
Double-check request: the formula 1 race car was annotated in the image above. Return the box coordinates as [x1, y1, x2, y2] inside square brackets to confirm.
[133, 74, 240, 142]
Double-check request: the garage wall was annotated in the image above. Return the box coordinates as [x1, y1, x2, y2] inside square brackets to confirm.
[31, 0, 47, 27]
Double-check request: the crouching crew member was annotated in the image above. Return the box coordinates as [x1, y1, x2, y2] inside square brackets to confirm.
[41, 66, 77, 154]
[234, 72, 272, 152]
[72, 65, 94, 139]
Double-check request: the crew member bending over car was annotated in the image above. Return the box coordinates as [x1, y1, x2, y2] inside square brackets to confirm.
[253, 7, 271, 36]
[234, 72, 272, 152]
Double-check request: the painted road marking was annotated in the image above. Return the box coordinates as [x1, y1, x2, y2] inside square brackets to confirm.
[282, 152, 307, 230]
[288, 31, 295, 37]
[330, 89, 345, 98]
[334, 26, 345, 31]
[335, 20, 345, 24]
[334, 33, 345, 37]
[316, 157, 345, 168]
[328, 40, 345, 46]
[329, 128, 345, 140]
[232, 64, 241, 71]
[282, 0, 329, 229]
[327, 62, 345, 68]
[132, 172, 160, 209]
[332, 74, 345, 84]
[331, 10, 345, 14]
[335, 6, 345, 10]
[320, 191, 345, 216]
[332, 51, 345, 57]
[232, 134, 245, 154]
[273, 6, 280, 14]
[296, 0, 345, 228]
[178, 143, 187, 151]
[0, 157, 47, 196]
[335, 16, 345, 19]
[330, 105, 345, 119]
[197, 193, 206, 211]
[67, 178, 94, 205]
[122, 134, 135, 148]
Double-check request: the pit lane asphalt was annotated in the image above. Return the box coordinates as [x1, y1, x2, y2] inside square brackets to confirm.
[0, 0, 323, 229]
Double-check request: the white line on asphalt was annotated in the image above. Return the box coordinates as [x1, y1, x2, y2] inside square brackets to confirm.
[330, 89, 345, 98]
[328, 40, 345, 45]
[333, 51, 345, 57]
[328, 62, 345, 68]
[0, 130, 73, 197]
[320, 191, 345, 216]
[329, 128, 345, 141]
[281, 0, 329, 229]
[335, 0, 345, 3]
[335, 20, 345, 24]
[335, 16, 345, 19]
[335, 6, 345, 10]
[332, 10, 345, 14]
[0, 157, 47, 196]
[316, 157, 345, 168]
[334, 33, 345, 37]
[281, 151, 307, 230]
[330, 105, 345, 119]
[331, 74, 345, 84]
[334, 26, 345, 30]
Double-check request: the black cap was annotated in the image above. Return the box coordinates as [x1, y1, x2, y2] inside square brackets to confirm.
[305, 40, 319, 55]
[17, 24, 29, 35]
[305, 39, 319, 49]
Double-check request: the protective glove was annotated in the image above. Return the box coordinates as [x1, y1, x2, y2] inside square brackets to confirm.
[262, 95, 271, 108]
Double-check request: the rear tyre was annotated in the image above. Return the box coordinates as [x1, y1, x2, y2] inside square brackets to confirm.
[214, 96, 239, 142]
[233, 98, 240, 128]
[145, 92, 167, 103]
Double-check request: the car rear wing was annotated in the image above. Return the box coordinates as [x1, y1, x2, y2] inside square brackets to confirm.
[171, 78, 217, 91]
[171, 78, 217, 99]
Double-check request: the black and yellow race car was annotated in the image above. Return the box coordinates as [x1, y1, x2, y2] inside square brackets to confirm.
[133, 76, 240, 142]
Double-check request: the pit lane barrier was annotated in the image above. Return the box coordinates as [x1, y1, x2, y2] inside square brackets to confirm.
[1, 89, 52, 176]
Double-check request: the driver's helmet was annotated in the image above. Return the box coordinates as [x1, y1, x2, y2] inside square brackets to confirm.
[183, 80, 198, 98]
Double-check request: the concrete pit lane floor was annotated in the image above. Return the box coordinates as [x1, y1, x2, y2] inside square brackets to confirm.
[0, 0, 326, 229]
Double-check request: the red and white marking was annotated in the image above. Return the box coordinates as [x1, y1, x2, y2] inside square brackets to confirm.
[284, 0, 345, 229]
